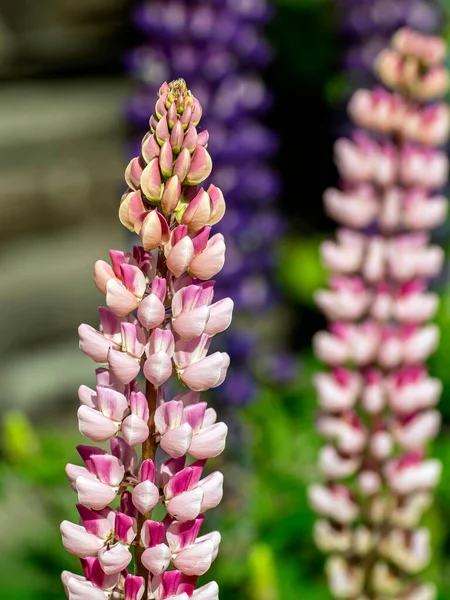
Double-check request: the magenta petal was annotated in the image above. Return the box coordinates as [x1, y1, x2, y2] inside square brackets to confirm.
[98, 543, 132, 575]
[90, 454, 125, 486]
[76, 476, 117, 510]
[87, 558, 119, 591]
[108, 349, 141, 384]
[166, 487, 204, 522]
[138, 294, 165, 330]
[173, 539, 215, 576]
[143, 352, 173, 388]
[114, 512, 137, 545]
[121, 264, 147, 298]
[124, 575, 146, 600]
[140, 459, 156, 483]
[189, 423, 228, 459]
[60, 521, 103, 558]
[79, 325, 111, 363]
[77, 504, 112, 539]
[121, 414, 149, 447]
[160, 423, 193, 459]
[141, 519, 164, 547]
[132, 481, 160, 514]
[166, 517, 203, 552]
[141, 544, 172, 575]
[77, 406, 119, 443]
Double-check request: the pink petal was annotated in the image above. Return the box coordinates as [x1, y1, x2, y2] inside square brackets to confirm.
[143, 352, 173, 388]
[207, 184, 226, 226]
[77, 406, 119, 443]
[121, 264, 147, 298]
[76, 476, 117, 510]
[173, 539, 215, 576]
[77, 505, 113, 539]
[180, 353, 226, 392]
[94, 260, 115, 295]
[167, 236, 195, 278]
[141, 544, 172, 575]
[79, 325, 112, 363]
[189, 423, 228, 459]
[166, 517, 203, 553]
[98, 543, 133, 575]
[128, 390, 148, 421]
[204, 298, 233, 336]
[60, 521, 103, 558]
[141, 158, 163, 201]
[173, 148, 192, 182]
[132, 481, 160, 514]
[160, 423, 194, 458]
[172, 306, 210, 340]
[121, 414, 149, 447]
[96, 387, 128, 421]
[166, 487, 204, 522]
[78, 385, 97, 409]
[65, 576, 108, 600]
[198, 471, 223, 512]
[90, 454, 125, 486]
[189, 235, 225, 280]
[192, 582, 219, 600]
[185, 146, 213, 186]
[106, 279, 139, 317]
[161, 175, 182, 215]
[65, 464, 92, 491]
[181, 188, 211, 232]
[138, 294, 165, 330]
[108, 349, 141, 384]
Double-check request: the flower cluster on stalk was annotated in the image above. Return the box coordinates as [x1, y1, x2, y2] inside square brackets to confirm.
[310, 29, 449, 600]
[127, 0, 282, 403]
[60, 79, 233, 600]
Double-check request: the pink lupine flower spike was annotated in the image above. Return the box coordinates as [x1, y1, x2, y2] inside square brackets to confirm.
[310, 29, 448, 600]
[61, 79, 232, 600]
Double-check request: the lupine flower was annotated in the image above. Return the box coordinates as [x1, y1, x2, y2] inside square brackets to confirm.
[126, 0, 283, 404]
[336, 0, 443, 86]
[61, 79, 231, 600]
[310, 29, 448, 599]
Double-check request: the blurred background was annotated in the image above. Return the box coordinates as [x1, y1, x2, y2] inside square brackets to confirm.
[2, 0, 450, 598]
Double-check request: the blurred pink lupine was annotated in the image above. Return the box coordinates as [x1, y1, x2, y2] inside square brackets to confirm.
[61, 79, 232, 600]
[310, 29, 448, 600]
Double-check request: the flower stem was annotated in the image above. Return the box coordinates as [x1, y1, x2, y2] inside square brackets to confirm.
[135, 379, 158, 585]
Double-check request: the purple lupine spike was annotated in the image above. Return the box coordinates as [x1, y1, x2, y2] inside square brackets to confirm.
[310, 29, 448, 599]
[127, 0, 284, 404]
[61, 80, 232, 599]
